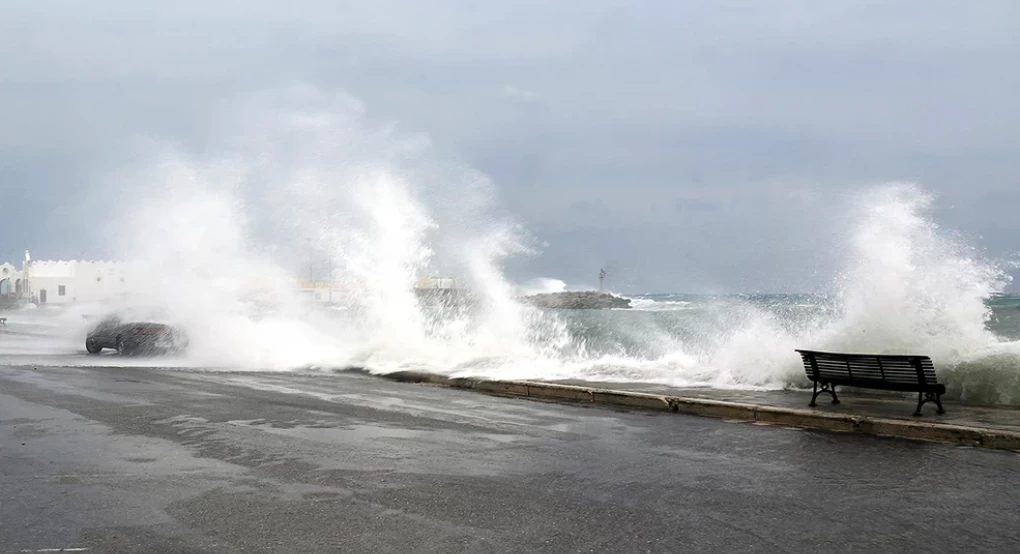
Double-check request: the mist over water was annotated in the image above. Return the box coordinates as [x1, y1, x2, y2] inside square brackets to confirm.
[5, 88, 1019, 404]
[96, 88, 572, 373]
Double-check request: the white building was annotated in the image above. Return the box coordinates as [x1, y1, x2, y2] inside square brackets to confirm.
[3, 249, 465, 307]
[1, 252, 132, 306]
[27, 260, 130, 305]
[0, 262, 23, 298]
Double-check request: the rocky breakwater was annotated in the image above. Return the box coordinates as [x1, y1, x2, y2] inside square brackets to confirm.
[521, 291, 631, 309]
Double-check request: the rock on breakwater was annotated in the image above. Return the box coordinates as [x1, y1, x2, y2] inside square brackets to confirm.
[520, 291, 631, 309]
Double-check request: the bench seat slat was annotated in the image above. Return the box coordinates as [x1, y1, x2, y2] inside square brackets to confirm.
[812, 366, 931, 377]
[815, 365, 920, 378]
[820, 377, 945, 394]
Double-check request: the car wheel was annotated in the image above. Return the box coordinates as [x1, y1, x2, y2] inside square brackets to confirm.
[85, 337, 102, 355]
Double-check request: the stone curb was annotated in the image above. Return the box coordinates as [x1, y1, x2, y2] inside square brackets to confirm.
[379, 371, 1020, 452]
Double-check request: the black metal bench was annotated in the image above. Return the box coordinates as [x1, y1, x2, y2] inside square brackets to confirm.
[795, 349, 946, 416]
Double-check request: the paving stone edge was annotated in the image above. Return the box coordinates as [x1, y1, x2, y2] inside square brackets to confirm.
[381, 371, 1020, 452]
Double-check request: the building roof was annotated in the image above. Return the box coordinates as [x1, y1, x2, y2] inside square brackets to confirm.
[26, 260, 127, 278]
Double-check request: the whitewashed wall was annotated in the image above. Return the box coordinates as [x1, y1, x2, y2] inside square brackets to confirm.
[27, 261, 130, 305]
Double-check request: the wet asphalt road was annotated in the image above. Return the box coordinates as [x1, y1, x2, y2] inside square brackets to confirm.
[1, 364, 1019, 553]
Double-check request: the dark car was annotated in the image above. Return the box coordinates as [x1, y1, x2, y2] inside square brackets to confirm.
[85, 307, 189, 355]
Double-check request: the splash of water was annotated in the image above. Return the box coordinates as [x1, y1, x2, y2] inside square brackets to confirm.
[516, 278, 568, 296]
[10, 87, 1016, 403]
[524, 183, 1017, 397]
[96, 87, 568, 373]
[820, 184, 1007, 358]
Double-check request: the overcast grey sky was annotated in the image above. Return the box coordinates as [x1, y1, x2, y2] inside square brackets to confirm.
[2, 1, 1018, 292]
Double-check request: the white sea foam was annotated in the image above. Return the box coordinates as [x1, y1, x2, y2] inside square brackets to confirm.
[627, 298, 694, 311]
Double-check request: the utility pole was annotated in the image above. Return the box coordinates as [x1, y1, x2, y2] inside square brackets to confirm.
[599, 268, 606, 292]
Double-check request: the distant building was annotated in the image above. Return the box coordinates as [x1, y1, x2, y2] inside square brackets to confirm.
[291, 276, 460, 304]
[27, 260, 129, 305]
[0, 251, 130, 306]
[415, 277, 459, 290]
[0, 262, 22, 299]
[2, 249, 463, 307]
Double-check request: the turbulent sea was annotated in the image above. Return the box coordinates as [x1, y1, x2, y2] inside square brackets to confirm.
[4, 291, 1020, 406]
[556, 293, 1020, 402]
[3, 88, 1018, 405]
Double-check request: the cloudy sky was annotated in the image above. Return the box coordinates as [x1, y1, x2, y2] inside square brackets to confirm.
[2, 1, 1018, 293]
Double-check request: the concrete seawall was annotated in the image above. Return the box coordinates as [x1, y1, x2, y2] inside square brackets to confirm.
[379, 371, 1020, 452]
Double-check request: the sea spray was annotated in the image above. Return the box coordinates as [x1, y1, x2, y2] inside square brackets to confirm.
[12, 87, 1019, 404]
[98, 87, 570, 372]
[528, 184, 1018, 397]
[819, 184, 1007, 359]
[550, 184, 1014, 393]
[110, 156, 349, 368]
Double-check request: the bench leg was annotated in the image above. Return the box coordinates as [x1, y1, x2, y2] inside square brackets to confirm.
[914, 392, 946, 416]
[809, 382, 838, 407]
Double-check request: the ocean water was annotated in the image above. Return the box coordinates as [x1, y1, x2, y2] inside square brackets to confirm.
[3, 291, 1020, 406]
[3, 87, 1019, 405]
[550, 293, 1020, 402]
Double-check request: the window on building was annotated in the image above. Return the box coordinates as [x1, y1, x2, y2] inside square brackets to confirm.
[59, 285, 66, 297]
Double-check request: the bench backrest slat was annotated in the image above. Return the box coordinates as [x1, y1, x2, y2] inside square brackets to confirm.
[796, 349, 938, 386]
